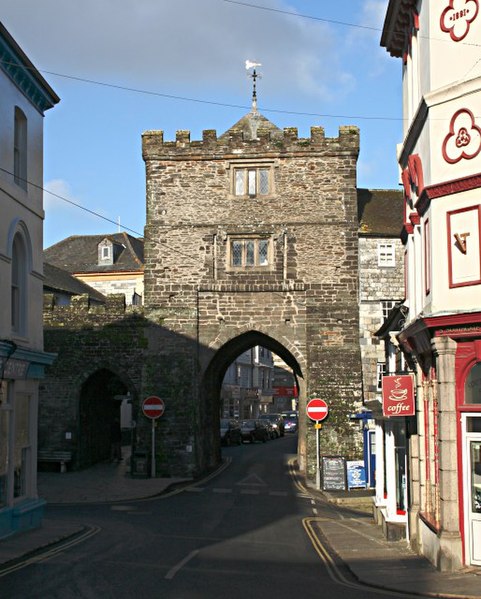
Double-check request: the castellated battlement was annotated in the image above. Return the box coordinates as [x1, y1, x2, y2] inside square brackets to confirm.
[142, 124, 359, 160]
[43, 293, 144, 328]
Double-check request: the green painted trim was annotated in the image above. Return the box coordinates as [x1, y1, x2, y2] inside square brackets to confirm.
[0, 31, 59, 113]
[0, 341, 56, 380]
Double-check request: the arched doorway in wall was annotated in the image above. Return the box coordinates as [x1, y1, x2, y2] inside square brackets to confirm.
[78, 368, 134, 469]
[200, 330, 304, 473]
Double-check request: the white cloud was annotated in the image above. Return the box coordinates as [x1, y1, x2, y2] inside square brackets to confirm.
[1, 0, 353, 102]
[43, 179, 76, 211]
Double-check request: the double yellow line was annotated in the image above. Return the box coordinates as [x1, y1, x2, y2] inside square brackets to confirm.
[0, 525, 101, 578]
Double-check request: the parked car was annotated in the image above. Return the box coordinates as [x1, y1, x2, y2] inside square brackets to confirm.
[240, 419, 269, 443]
[259, 413, 285, 437]
[220, 418, 242, 446]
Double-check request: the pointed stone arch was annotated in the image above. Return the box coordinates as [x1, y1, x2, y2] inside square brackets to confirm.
[198, 329, 306, 472]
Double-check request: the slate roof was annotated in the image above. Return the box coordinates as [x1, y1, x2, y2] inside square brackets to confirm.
[220, 110, 283, 141]
[44, 232, 144, 274]
[357, 188, 404, 237]
[43, 262, 106, 303]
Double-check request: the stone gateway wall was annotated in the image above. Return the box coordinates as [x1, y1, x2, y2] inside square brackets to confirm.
[142, 121, 363, 478]
[40, 120, 364, 479]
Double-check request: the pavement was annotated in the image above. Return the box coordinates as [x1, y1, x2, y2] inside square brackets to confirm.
[0, 457, 479, 598]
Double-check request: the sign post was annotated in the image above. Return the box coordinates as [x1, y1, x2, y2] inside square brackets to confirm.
[142, 396, 165, 478]
[306, 398, 329, 490]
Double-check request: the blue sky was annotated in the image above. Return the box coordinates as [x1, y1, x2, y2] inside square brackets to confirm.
[1, 0, 403, 248]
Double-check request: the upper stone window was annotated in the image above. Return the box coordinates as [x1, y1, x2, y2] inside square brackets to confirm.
[228, 237, 271, 269]
[377, 242, 396, 267]
[230, 161, 276, 199]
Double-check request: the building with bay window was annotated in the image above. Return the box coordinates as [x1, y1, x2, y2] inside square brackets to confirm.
[381, 0, 481, 570]
[0, 22, 59, 538]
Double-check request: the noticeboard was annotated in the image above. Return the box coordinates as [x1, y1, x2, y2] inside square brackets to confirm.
[346, 460, 367, 490]
[321, 456, 346, 491]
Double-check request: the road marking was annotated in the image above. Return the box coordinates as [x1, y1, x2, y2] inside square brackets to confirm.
[0, 525, 101, 578]
[165, 550, 199, 580]
[303, 518, 414, 597]
[312, 508, 318, 515]
[236, 473, 267, 487]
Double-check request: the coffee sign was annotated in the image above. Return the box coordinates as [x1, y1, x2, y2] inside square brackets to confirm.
[382, 374, 415, 417]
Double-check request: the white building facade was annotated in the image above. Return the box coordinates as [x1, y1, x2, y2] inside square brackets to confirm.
[0, 22, 59, 538]
[382, 0, 481, 570]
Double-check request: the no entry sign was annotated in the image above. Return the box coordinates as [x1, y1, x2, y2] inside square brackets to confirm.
[306, 398, 329, 422]
[142, 396, 165, 420]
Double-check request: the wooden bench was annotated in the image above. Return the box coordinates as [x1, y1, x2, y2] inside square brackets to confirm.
[37, 450, 72, 473]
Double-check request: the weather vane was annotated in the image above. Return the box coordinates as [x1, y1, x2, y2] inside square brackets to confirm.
[245, 60, 262, 112]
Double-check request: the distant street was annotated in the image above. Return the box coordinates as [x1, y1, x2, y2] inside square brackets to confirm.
[0, 437, 405, 598]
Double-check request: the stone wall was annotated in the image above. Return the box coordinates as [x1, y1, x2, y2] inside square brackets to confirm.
[142, 122, 363, 477]
[359, 236, 404, 402]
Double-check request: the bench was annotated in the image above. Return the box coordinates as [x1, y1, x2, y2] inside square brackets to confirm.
[37, 450, 72, 473]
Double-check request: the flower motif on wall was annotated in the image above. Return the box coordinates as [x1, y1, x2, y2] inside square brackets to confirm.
[442, 108, 481, 164]
[440, 0, 479, 41]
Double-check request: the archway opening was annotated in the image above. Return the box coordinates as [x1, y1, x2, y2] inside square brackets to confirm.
[78, 368, 131, 469]
[201, 331, 303, 471]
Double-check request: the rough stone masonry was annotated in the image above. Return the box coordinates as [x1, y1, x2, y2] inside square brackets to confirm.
[141, 113, 363, 478]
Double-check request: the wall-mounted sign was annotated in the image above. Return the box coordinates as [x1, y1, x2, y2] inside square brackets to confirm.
[382, 374, 415, 417]
[447, 205, 481, 288]
[0, 358, 28, 380]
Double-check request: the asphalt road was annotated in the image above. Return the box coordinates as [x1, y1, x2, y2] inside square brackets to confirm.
[0, 435, 413, 599]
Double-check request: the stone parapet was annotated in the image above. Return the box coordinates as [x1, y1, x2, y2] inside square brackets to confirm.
[142, 125, 360, 161]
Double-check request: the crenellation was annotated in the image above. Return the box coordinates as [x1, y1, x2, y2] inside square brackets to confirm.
[176, 129, 190, 144]
[283, 127, 298, 141]
[202, 129, 217, 143]
[142, 124, 359, 161]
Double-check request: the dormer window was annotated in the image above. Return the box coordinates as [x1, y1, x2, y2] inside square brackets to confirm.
[98, 238, 113, 265]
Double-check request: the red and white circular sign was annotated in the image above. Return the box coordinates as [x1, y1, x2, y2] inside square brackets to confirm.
[306, 398, 329, 422]
[142, 396, 165, 420]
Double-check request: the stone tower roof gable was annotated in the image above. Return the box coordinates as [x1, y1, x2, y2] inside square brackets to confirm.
[219, 110, 283, 141]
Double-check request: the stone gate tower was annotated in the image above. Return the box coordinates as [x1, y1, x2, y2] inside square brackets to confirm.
[141, 108, 362, 477]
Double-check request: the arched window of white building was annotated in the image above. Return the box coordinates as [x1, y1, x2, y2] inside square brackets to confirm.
[465, 363, 481, 404]
[11, 232, 27, 335]
[13, 107, 27, 190]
